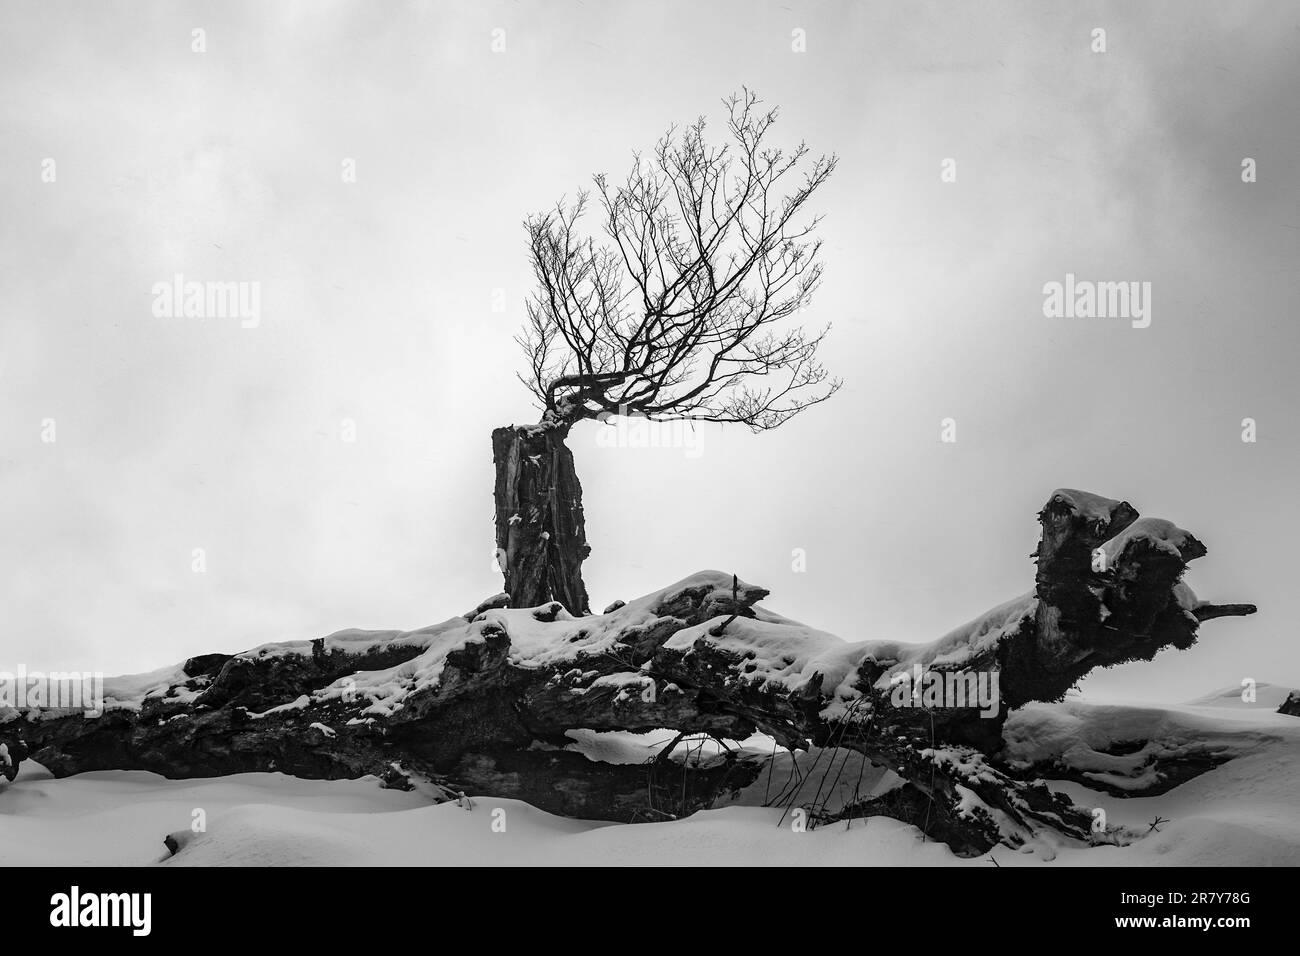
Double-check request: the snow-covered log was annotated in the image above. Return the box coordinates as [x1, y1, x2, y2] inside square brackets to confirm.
[0, 489, 1255, 855]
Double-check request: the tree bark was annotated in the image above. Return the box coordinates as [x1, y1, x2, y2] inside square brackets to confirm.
[492, 422, 591, 615]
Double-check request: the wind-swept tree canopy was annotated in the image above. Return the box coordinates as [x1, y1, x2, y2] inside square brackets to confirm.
[517, 90, 841, 430]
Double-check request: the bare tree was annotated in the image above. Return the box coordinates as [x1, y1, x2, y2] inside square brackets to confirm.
[494, 91, 840, 613]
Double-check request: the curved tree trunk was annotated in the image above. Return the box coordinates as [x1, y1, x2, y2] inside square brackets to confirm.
[492, 422, 591, 614]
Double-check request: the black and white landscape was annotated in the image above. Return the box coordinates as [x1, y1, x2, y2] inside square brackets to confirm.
[1, 1, 1297, 876]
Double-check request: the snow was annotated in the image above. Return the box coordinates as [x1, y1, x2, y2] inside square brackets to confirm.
[559, 728, 677, 765]
[51, 619, 473, 717]
[1049, 488, 1125, 522]
[98, 665, 195, 713]
[1172, 580, 1199, 613]
[0, 763, 429, 866]
[1002, 696, 1297, 793]
[663, 616, 857, 706]
[584, 672, 655, 703]
[241, 619, 466, 662]
[1184, 682, 1295, 710]
[0, 760, 956, 866]
[247, 695, 310, 719]
[559, 728, 772, 766]
[889, 591, 1036, 672]
[312, 621, 485, 716]
[662, 590, 1035, 718]
[5, 689, 1297, 866]
[313, 570, 759, 716]
[1100, 516, 1195, 564]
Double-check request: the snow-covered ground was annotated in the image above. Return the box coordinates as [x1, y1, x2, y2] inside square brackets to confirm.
[3, 687, 1296, 867]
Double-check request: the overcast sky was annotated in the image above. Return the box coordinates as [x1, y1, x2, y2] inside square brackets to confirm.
[2, 0, 1296, 703]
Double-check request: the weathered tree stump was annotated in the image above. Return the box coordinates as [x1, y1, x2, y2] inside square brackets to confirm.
[492, 423, 590, 615]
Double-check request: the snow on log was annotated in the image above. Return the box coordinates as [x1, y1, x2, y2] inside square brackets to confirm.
[0, 490, 1255, 855]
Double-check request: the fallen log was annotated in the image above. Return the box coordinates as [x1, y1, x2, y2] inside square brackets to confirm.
[0, 489, 1254, 855]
